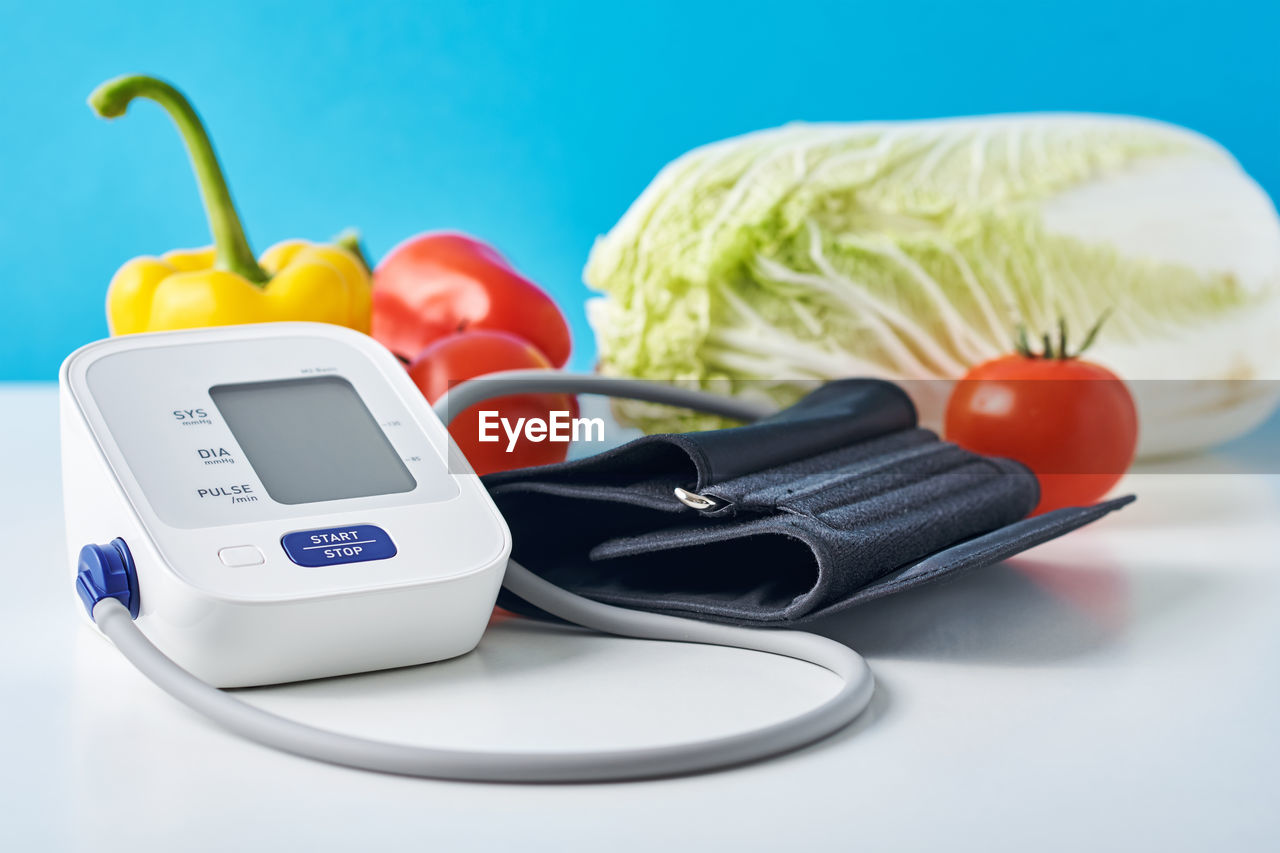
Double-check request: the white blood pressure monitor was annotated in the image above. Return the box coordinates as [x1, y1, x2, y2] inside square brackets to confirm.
[61, 322, 511, 688]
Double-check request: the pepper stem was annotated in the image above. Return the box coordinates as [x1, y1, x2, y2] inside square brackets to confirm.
[332, 228, 372, 275]
[89, 74, 269, 285]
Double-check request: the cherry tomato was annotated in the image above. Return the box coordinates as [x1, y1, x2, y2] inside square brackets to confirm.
[407, 330, 579, 475]
[944, 354, 1138, 515]
[373, 232, 572, 367]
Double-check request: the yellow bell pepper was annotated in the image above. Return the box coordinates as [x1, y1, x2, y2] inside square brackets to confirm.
[90, 75, 371, 335]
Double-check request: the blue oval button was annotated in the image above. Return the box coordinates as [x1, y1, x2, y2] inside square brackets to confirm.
[281, 524, 397, 567]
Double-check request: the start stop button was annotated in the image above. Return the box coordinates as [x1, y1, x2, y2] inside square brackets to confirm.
[281, 524, 397, 567]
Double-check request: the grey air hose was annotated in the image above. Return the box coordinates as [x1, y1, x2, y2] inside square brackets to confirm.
[90, 372, 874, 782]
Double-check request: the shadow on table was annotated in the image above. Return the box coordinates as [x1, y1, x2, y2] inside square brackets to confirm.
[807, 551, 1206, 666]
[234, 615, 609, 706]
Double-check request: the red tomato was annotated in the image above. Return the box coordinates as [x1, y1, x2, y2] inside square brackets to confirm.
[408, 330, 579, 476]
[944, 354, 1138, 515]
[373, 232, 572, 367]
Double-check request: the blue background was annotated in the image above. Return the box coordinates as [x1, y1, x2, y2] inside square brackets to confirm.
[1, 0, 1277, 378]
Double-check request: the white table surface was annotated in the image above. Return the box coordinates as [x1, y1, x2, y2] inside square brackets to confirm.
[2, 383, 1278, 852]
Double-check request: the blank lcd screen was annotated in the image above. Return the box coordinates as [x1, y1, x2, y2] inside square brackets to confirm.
[210, 376, 416, 505]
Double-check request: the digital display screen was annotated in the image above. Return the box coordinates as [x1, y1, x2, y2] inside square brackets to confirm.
[210, 376, 416, 505]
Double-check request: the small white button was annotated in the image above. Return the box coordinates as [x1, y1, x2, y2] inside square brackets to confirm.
[218, 545, 265, 567]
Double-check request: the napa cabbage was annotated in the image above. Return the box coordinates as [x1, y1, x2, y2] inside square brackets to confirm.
[585, 115, 1280, 455]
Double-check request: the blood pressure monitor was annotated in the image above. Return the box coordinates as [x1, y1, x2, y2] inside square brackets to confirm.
[60, 322, 872, 781]
[61, 322, 511, 687]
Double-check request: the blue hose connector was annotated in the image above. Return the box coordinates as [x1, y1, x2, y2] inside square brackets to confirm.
[76, 538, 139, 620]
